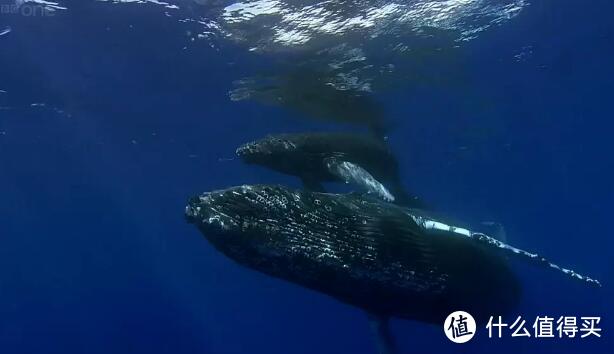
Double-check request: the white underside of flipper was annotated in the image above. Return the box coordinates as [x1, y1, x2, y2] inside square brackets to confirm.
[325, 158, 395, 202]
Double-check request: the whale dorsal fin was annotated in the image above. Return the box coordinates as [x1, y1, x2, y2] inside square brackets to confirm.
[324, 157, 395, 202]
[479, 221, 507, 243]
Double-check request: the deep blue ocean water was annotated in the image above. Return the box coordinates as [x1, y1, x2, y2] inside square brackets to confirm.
[1, 1, 612, 353]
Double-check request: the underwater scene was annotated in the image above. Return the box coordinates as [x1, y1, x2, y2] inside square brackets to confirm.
[0, 0, 612, 353]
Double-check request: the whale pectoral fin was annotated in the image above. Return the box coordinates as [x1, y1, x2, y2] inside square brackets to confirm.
[300, 176, 325, 192]
[367, 313, 397, 354]
[324, 158, 395, 202]
[470, 233, 602, 288]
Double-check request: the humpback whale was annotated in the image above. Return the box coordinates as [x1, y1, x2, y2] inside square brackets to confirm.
[185, 185, 599, 353]
[230, 69, 388, 138]
[236, 132, 424, 206]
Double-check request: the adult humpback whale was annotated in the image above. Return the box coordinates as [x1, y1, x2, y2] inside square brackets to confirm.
[185, 185, 600, 353]
[231, 69, 388, 138]
[236, 132, 425, 207]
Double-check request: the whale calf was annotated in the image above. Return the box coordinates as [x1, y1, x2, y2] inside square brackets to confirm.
[236, 132, 425, 206]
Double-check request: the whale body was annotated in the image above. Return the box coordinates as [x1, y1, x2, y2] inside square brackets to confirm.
[236, 132, 425, 207]
[186, 184, 523, 323]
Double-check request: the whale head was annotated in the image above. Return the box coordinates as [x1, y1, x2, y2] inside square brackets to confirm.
[235, 135, 299, 167]
[185, 185, 300, 253]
